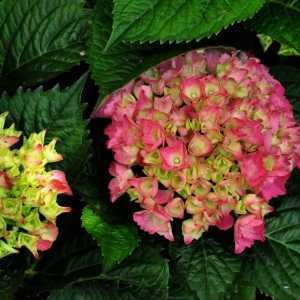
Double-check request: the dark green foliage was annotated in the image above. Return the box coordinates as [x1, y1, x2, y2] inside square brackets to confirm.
[0, 0, 300, 299]
[0, 0, 88, 90]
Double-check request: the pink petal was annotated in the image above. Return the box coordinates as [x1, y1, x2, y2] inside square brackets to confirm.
[133, 210, 174, 241]
[49, 170, 73, 195]
[188, 133, 213, 157]
[0, 136, 19, 148]
[234, 215, 265, 254]
[39, 223, 59, 242]
[239, 152, 267, 188]
[37, 239, 53, 252]
[160, 141, 188, 171]
[0, 171, 12, 189]
[129, 177, 158, 198]
[140, 119, 165, 151]
[180, 76, 203, 102]
[215, 214, 234, 230]
[165, 197, 185, 219]
[154, 96, 173, 114]
[155, 190, 174, 204]
[259, 176, 287, 201]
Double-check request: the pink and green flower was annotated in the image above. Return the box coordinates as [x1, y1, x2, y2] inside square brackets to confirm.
[0, 113, 72, 259]
[100, 49, 300, 253]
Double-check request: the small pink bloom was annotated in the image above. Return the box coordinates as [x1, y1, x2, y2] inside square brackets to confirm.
[205, 49, 222, 72]
[191, 179, 211, 199]
[38, 223, 59, 242]
[114, 145, 139, 165]
[155, 189, 174, 205]
[222, 137, 243, 158]
[234, 214, 265, 254]
[243, 194, 273, 217]
[105, 121, 124, 149]
[93, 93, 121, 118]
[269, 93, 292, 112]
[180, 77, 203, 102]
[109, 178, 126, 202]
[134, 85, 153, 111]
[129, 177, 158, 198]
[225, 118, 264, 146]
[188, 133, 213, 157]
[239, 152, 267, 188]
[198, 106, 223, 132]
[114, 93, 137, 121]
[165, 197, 185, 219]
[93, 82, 135, 118]
[22, 144, 44, 167]
[259, 176, 288, 201]
[108, 162, 134, 202]
[0, 136, 19, 148]
[49, 171, 73, 195]
[228, 68, 248, 83]
[160, 141, 188, 171]
[203, 76, 222, 96]
[182, 218, 203, 244]
[140, 119, 165, 151]
[185, 196, 204, 215]
[133, 210, 174, 241]
[37, 239, 53, 252]
[215, 214, 234, 230]
[170, 109, 187, 127]
[154, 96, 173, 114]
[0, 171, 12, 189]
[122, 118, 141, 146]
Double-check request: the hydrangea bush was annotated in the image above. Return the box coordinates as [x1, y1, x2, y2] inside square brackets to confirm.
[0, 112, 72, 259]
[97, 48, 300, 253]
[2, 0, 300, 299]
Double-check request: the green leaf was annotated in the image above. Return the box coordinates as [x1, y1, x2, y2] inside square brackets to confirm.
[230, 285, 256, 300]
[270, 66, 300, 122]
[88, 0, 187, 106]
[252, 196, 300, 299]
[169, 239, 241, 300]
[105, 245, 169, 299]
[257, 33, 300, 56]
[257, 33, 273, 52]
[251, 0, 300, 53]
[226, 254, 257, 300]
[0, 0, 88, 90]
[0, 74, 89, 178]
[0, 290, 13, 300]
[278, 44, 300, 56]
[105, 0, 265, 49]
[25, 233, 102, 291]
[81, 206, 140, 270]
[37, 234, 100, 276]
[49, 245, 169, 300]
[48, 282, 112, 300]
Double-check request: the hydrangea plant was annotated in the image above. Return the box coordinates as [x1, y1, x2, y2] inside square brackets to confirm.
[0, 112, 72, 259]
[97, 48, 300, 254]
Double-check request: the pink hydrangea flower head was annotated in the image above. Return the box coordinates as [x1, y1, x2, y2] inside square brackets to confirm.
[0, 113, 72, 260]
[98, 48, 300, 252]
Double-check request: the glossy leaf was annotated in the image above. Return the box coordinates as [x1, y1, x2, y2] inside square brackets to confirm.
[0, 0, 88, 89]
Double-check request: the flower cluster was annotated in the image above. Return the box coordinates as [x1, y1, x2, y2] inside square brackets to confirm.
[97, 48, 300, 253]
[0, 112, 72, 259]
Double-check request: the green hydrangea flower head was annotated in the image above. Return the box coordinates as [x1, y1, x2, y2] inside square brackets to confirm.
[0, 112, 72, 259]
